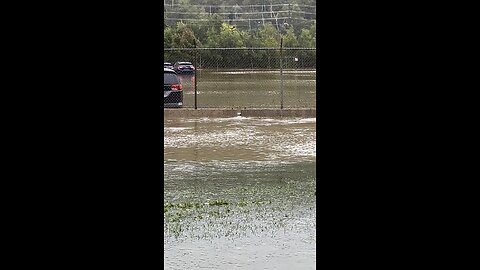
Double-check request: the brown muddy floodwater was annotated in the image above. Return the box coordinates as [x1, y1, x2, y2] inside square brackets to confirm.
[164, 116, 316, 269]
[178, 69, 316, 108]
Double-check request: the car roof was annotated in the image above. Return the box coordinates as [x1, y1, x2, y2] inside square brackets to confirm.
[164, 68, 176, 73]
[164, 62, 172, 65]
[176, 62, 192, 65]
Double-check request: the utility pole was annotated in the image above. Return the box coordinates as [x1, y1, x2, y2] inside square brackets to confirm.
[288, 4, 291, 26]
[270, 1, 279, 31]
[262, 3, 265, 26]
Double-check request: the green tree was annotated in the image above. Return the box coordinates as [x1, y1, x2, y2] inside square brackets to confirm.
[205, 26, 219, 47]
[283, 27, 298, 48]
[258, 23, 281, 48]
[298, 28, 315, 48]
[172, 22, 197, 48]
[218, 23, 245, 48]
[164, 26, 174, 48]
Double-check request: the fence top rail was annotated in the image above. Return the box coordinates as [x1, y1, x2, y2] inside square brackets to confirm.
[164, 47, 316, 51]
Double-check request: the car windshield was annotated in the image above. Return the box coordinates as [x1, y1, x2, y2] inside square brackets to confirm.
[164, 73, 179, 84]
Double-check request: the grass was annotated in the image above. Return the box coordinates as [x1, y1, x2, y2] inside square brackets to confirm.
[163, 198, 275, 214]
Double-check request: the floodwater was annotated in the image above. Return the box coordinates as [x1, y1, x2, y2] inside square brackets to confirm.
[164, 116, 316, 269]
[178, 69, 316, 108]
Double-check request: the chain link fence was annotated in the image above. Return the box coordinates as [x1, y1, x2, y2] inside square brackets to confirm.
[164, 47, 316, 109]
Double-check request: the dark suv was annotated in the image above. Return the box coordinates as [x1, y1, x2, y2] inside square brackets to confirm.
[174, 62, 195, 74]
[164, 68, 183, 108]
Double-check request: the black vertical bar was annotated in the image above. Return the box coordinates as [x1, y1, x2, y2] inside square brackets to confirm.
[194, 41, 198, 110]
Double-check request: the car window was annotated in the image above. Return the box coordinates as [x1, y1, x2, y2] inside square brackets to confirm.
[164, 73, 179, 84]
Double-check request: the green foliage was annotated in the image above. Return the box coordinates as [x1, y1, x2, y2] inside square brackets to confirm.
[218, 23, 245, 48]
[283, 27, 298, 47]
[164, 21, 315, 48]
[258, 23, 281, 48]
[298, 29, 314, 48]
[163, 2, 316, 68]
[164, 0, 316, 49]
[172, 22, 197, 48]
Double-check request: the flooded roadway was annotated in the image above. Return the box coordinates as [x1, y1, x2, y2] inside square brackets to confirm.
[164, 117, 316, 269]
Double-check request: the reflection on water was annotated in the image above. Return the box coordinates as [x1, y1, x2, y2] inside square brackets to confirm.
[164, 117, 316, 270]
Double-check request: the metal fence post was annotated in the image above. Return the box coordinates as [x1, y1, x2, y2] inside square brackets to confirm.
[194, 41, 198, 109]
[280, 38, 284, 110]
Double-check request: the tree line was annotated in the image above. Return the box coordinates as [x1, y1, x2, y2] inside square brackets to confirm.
[164, 19, 315, 48]
[164, 19, 316, 69]
[164, 0, 316, 35]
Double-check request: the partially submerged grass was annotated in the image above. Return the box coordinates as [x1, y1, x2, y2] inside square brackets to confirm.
[163, 199, 274, 214]
[163, 195, 316, 241]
